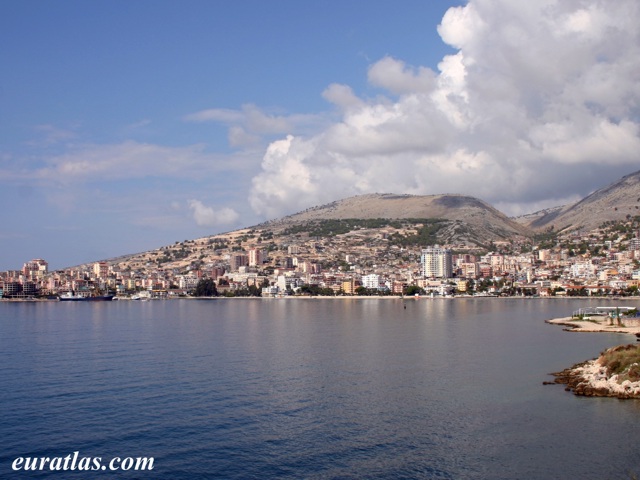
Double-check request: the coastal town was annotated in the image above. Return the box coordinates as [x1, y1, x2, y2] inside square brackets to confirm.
[2, 214, 640, 301]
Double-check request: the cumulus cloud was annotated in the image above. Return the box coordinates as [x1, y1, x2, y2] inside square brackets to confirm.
[367, 56, 436, 94]
[322, 83, 365, 111]
[250, 0, 640, 218]
[188, 200, 239, 227]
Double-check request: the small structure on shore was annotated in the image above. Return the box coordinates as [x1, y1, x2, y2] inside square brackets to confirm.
[572, 306, 636, 318]
[572, 306, 638, 326]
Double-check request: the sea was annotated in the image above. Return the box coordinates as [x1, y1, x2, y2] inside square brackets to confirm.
[1, 297, 640, 479]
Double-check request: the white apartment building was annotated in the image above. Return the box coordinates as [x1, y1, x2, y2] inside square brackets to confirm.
[276, 274, 301, 292]
[570, 261, 596, 279]
[421, 246, 453, 279]
[178, 274, 199, 290]
[361, 274, 381, 290]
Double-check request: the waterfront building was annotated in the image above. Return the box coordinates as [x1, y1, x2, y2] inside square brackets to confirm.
[456, 279, 468, 292]
[361, 274, 381, 290]
[276, 274, 300, 293]
[421, 246, 452, 279]
[178, 274, 199, 290]
[391, 281, 404, 294]
[3, 281, 22, 297]
[262, 285, 278, 297]
[342, 278, 356, 295]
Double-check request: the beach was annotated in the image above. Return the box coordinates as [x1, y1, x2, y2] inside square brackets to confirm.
[546, 316, 640, 335]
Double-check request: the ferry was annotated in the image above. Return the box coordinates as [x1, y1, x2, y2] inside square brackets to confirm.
[58, 291, 114, 302]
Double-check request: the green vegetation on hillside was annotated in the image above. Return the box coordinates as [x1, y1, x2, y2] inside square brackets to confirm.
[598, 344, 640, 383]
[532, 228, 558, 249]
[281, 218, 405, 237]
[387, 219, 449, 247]
[280, 218, 449, 247]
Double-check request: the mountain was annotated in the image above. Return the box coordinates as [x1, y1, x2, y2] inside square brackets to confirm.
[524, 170, 640, 232]
[511, 205, 565, 227]
[78, 170, 640, 271]
[264, 193, 531, 246]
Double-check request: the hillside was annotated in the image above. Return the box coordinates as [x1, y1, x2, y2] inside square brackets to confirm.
[85, 169, 640, 272]
[100, 193, 532, 273]
[265, 193, 531, 246]
[526, 170, 640, 232]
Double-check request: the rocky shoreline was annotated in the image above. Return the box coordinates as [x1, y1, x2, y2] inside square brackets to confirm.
[546, 316, 640, 398]
[548, 345, 640, 399]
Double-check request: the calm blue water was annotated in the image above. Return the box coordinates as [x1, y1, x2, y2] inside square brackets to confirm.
[1, 298, 640, 479]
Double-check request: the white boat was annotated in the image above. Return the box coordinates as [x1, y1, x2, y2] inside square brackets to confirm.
[59, 291, 114, 302]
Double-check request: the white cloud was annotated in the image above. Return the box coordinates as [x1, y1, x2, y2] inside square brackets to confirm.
[34, 140, 253, 184]
[188, 200, 239, 227]
[321, 83, 365, 111]
[184, 103, 326, 148]
[228, 126, 261, 148]
[367, 56, 436, 95]
[250, 0, 640, 219]
[21, 141, 259, 225]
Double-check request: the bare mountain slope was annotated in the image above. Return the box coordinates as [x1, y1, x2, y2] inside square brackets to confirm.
[512, 205, 566, 227]
[527, 170, 640, 232]
[266, 193, 531, 245]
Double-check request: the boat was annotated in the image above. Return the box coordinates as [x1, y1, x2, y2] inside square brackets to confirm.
[131, 291, 152, 301]
[58, 291, 114, 302]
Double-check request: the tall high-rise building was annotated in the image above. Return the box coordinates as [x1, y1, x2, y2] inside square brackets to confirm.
[248, 248, 263, 267]
[93, 261, 108, 279]
[421, 246, 453, 278]
[230, 254, 249, 271]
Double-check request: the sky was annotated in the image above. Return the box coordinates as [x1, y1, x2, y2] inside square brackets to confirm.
[1, 0, 640, 271]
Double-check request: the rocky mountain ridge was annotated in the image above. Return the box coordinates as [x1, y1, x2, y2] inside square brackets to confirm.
[521, 169, 640, 233]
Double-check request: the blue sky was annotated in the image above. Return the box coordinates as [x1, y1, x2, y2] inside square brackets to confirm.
[2, 0, 640, 271]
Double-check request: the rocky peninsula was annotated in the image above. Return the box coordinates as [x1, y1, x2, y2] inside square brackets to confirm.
[547, 315, 640, 398]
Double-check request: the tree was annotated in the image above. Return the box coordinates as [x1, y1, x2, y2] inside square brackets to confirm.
[194, 279, 217, 297]
[405, 285, 425, 296]
[247, 284, 261, 297]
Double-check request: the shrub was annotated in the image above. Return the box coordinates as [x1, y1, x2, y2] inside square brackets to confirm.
[598, 345, 640, 380]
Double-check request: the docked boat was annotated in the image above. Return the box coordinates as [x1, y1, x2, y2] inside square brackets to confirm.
[58, 291, 114, 302]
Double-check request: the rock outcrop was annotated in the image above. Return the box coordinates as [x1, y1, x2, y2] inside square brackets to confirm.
[550, 345, 640, 399]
